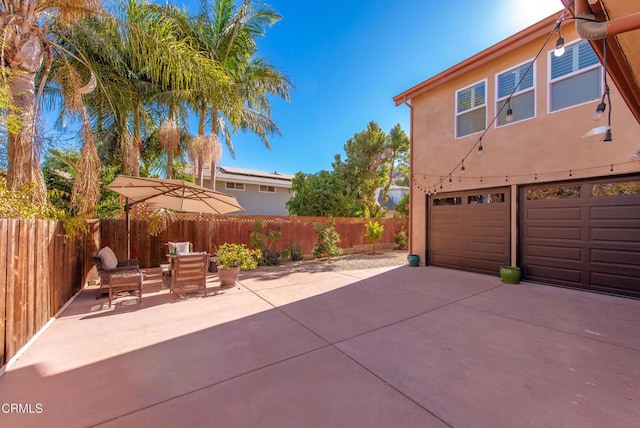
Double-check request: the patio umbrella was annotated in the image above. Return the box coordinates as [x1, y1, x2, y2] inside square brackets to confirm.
[107, 175, 243, 258]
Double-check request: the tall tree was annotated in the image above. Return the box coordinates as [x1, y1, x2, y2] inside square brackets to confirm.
[286, 170, 358, 217]
[0, 0, 102, 203]
[187, 0, 292, 188]
[333, 121, 390, 218]
[380, 123, 410, 206]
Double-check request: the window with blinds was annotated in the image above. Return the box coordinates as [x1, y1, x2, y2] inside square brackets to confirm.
[496, 60, 535, 126]
[549, 40, 601, 112]
[225, 182, 245, 191]
[456, 80, 486, 138]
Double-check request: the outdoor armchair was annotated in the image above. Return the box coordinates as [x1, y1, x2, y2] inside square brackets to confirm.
[170, 252, 209, 298]
[93, 247, 143, 306]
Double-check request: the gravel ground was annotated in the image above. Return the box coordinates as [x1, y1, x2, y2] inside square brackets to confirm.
[254, 249, 409, 273]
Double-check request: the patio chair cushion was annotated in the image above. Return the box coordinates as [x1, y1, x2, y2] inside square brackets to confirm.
[168, 241, 191, 255]
[97, 246, 118, 270]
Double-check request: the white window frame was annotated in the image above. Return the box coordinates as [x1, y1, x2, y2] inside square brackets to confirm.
[547, 39, 602, 114]
[455, 79, 487, 139]
[225, 182, 245, 191]
[495, 59, 536, 127]
[259, 185, 276, 193]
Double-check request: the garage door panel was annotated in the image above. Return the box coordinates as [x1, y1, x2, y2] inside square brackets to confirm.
[525, 264, 583, 284]
[526, 207, 582, 220]
[467, 258, 505, 272]
[521, 176, 640, 298]
[526, 244, 582, 261]
[590, 204, 640, 220]
[525, 226, 582, 240]
[467, 226, 508, 238]
[590, 272, 640, 297]
[432, 254, 465, 267]
[591, 228, 640, 242]
[430, 188, 510, 275]
[433, 239, 464, 253]
[467, 241, 507, 255]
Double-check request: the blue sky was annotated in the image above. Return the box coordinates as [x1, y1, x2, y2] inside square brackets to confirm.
[47, 0, 565, 176]
[208, 0, 565, 175]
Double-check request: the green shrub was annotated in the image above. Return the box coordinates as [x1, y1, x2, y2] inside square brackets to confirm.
[313, 218, 343, 261]
[249, 220, 282, 265]
[365, 220, 384, 254]
[394, 230, 408, 250]
[216, 243, 262, 271]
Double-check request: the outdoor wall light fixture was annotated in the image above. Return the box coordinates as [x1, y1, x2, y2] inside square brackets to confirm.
[477, 137, 483, 154]
[461, 161, 466, 173]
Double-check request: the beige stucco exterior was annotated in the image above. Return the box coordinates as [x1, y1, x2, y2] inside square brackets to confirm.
[396, 15, 640, 266]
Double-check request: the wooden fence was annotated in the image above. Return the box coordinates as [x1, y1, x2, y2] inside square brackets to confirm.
[100, 215, 408, 268]
[0, 219, 90, 367]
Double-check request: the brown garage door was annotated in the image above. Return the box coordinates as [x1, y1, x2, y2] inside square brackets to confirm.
[430, 187, 510, 275]
[520, 176, 640, 298]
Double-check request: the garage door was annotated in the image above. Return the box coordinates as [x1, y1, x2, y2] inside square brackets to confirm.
[430, 187, 510, 275]
[521, 176, 640, 298]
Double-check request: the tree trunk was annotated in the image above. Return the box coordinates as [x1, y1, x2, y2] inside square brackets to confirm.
[209, 108, 219, 190]
[6, 35, 47, 203]
[197, 106, 206, 186]
[131, 105, 141, 176]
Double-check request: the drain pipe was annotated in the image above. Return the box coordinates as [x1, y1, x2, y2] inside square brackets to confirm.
[403, 97, 419, 263]
[575, 0, 640, 39]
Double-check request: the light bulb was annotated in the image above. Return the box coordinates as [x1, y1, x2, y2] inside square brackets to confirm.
[554, 36, 565, 57]
[505, 108, 513, 123]
[593, 102, 606, 121]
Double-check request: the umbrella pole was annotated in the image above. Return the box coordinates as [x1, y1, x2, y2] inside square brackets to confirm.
[125, 197, 131, 260]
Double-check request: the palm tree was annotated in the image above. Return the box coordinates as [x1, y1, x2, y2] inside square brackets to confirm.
[188, 0, 292, 189]
[0, 0, 102, 203]
[56, 0, 230, 214]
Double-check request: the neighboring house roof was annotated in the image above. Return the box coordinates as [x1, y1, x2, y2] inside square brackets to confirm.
[375, 186, 409, 210]
[202, 165, 294, 188]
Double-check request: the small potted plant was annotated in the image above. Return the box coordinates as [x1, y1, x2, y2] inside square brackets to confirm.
[216, 243, 262, 287]
[290, 242, 302, 261]
[500, 266, 521, 284]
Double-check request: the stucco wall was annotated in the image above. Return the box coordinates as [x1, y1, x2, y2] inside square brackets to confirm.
[406, 22, 640, 263]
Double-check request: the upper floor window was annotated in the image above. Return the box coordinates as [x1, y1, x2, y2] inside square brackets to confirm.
[496, 61, 535, 126]
[456, 80, 486, 138]
[549, 40, 601, 112]
[225, 182, 244, 191]
[259, 185, 276, 193]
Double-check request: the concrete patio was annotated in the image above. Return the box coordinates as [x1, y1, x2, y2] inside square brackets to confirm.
[1, 265, 639, 427]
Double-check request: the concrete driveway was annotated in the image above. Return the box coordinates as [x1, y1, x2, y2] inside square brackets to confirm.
[1, 265, 639, 427]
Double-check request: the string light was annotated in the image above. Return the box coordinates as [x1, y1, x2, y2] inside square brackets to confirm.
[408, 5, 623, 192]
[505, 99, 514, 123]
[554, 22, 565, 57]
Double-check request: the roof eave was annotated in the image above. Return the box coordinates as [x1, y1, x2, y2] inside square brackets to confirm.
[393, 14, 560, 106]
